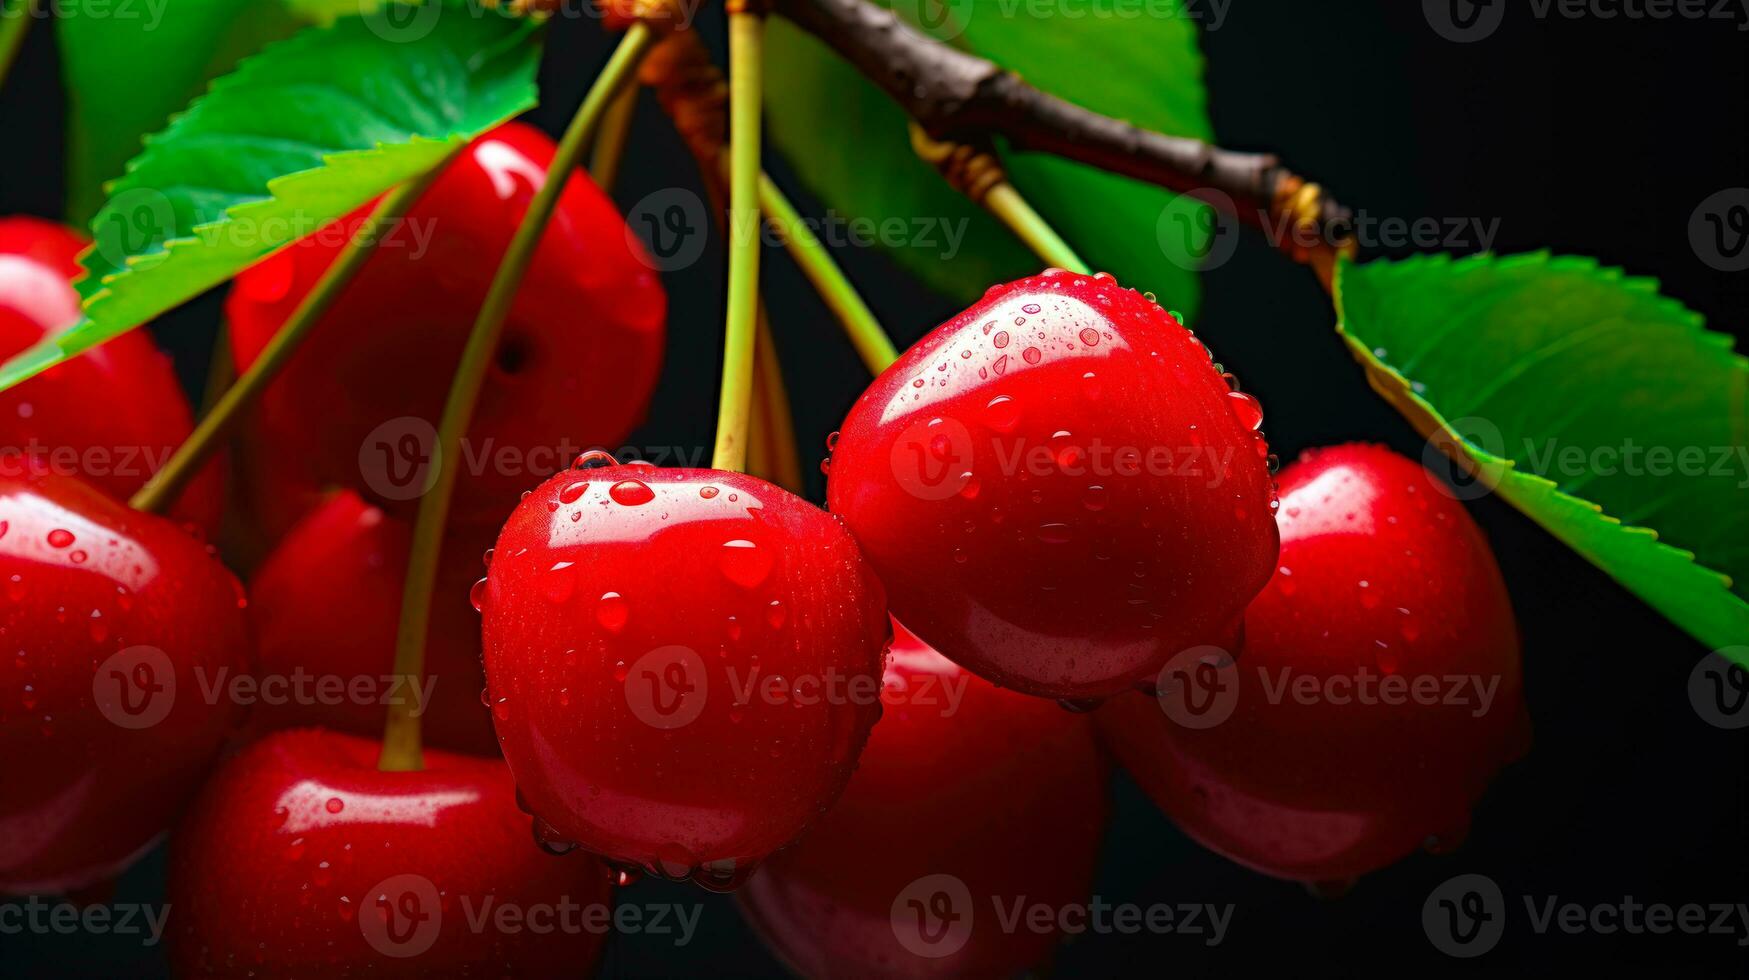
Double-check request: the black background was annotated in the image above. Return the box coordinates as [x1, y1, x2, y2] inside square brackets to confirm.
[1, 1, 1745, 977]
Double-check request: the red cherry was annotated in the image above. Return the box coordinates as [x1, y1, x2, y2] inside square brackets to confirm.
[739, 620, 1109, 977]
[1097, 444, 1529, 882]
[480, 464, 889, 889]
[165, 728, 613, 977]
[227, 121, 666, 522]
[827, 270, 1278, 701]
[0, 216, 223, 534]
[247, 491, 498, 755]
[0, 468, 248, 893]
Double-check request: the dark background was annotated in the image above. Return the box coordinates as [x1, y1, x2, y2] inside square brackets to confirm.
[2, 2, 1745, 977]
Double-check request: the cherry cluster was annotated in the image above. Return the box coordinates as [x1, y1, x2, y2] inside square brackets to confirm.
[0, 125, 1526, 976]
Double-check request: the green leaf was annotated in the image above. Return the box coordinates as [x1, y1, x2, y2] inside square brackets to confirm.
[56, 0, 317, 226]
[0, 1, 542, 394]
[1335, 253, 1749, 658]
[765, 0, 1210, 316]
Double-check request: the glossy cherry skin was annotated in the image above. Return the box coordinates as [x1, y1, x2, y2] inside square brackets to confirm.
[1097, 444, 1529, 882]
[739, 620, 1109, 978]
[827, 270, 1278, 701]
[0, 216, 222, 534]
[247, 491, 499, 755]
[166, 728, 613, 977]
[227, 121, 666, 522]
[480, 464, 889, 889]
[0, 468, 248, 893]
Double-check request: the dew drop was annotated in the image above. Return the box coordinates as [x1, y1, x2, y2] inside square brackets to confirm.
[596, 592, 628, 633]
[700, 485, 719, 499]
[46, 529, 73, 549]
[1022, 347, 1042, 365]
[325, 797, 344, 814]
[558, 481, 589, 505]
[766, 599, 787, 630]
[544, 562, 577, 603]
[1226, 390, 1264, 431]
[1021, 303, 1042, 315]
[1082, 485, 1109, 511]
[609, 480, 655, 506]
[469, 577, 488, 612]
[985, 395, 1021, 433]
[1037, 523, 1073, 544]
[1078, 328, 1101, 347]
[719, 539, 773, 588]
[992, 330, 1010, 349]
[957, 474, 981, 500]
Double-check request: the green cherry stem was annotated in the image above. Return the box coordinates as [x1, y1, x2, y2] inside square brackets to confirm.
[588, 82, 639, 190]
[0, 0, 36, 96]
[742, 159, 898, 374]
[378, 22, 657, 773]
[711, 8, 765, 473]
[129, 161, 452, 515]
[984, 182, 1091, 276]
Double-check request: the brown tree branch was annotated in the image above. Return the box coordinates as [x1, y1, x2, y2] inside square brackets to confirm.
[769, 0, 1356, 273]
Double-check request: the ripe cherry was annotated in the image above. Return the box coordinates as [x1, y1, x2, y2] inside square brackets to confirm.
[0, 468, 248, 893]
[739, 620, 1109, 977]
[0, 216, 222, 534]
[247, 491, 498, 755]
[826, 270, 1278, 701]
[226, 121, 667, 522]
[1097, 444, 1529, 883]
[165, 728, 613, 977]
[479, 461, 889, 889]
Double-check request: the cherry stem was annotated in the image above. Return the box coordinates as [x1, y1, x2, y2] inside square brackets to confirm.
[752, 306, 803, 491]
[0, 0, 34, 95]
[711, 9, 765, 473]
[588, 82, 639, 190]
[735, 155, 899, 374]
[198, 325, 236, 420]
[128, 164, 450, 515]
[378, 22, 658, 773]
[984, 182, 1091, 277]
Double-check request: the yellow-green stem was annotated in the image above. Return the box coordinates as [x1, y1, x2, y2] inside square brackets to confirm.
[379, 22, 656, 772]
[712, 10, 764, 472]
[753, 307, 803, 492]
[589, 82, 639, 190]
[743, 160, 898, 375]
[0, 0, 35, 94]
[129, 165, 450, 514]
[985, 182, 1091, 276]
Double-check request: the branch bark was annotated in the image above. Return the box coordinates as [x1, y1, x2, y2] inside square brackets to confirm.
[769, 0, 1355, 263]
